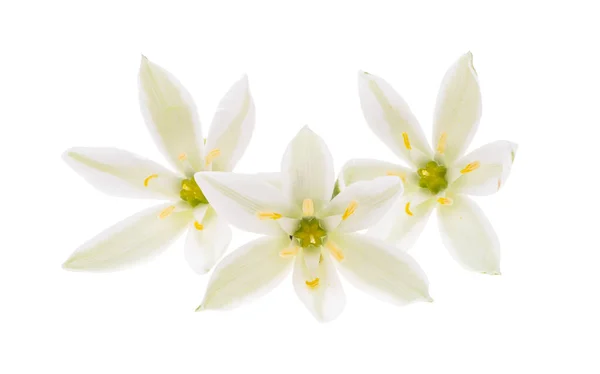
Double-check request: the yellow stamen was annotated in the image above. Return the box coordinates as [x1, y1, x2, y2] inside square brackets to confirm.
[205, 148, 221, 167]
[302, 198, 314, 216]
[144, 174, 158, 187]
[402, 132, 412, 150]
[326, 241, 345, 262]
[194, 221, 204, 230]
[342, 200, 358, 221]
[437, 197, 453, 205]
[497, 179, 502, 190]
[405, 202, 414, 216]
[437, 132, 448, 154]
[279, 247, 299, 258]
[159, 205, 176, 219]
[257, 212, 282, 220]
[460, 161, 481, 174]
[305, 278, 320, 289]
[178, 152, 187, 161]
[386, 171, 406, 183]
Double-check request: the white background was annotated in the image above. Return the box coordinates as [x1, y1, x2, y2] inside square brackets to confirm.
[1, 1, 598, 373]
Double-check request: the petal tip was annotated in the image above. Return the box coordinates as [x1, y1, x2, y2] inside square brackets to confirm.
[139, 54, 150, 67]
[62, 258, 77, 271]
[461, 51, 477, 75]
[61, 148, 76, 162]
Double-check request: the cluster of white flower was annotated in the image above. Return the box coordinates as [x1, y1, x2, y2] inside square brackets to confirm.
[62, 52, 516, 322]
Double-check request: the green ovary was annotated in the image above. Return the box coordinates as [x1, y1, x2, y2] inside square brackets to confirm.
[417, 161, 448, 194]
[180, 178, 208, 207]
[293, 217, 327, 248]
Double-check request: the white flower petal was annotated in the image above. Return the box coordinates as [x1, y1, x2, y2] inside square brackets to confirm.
[368, 195, 436, 251]
[432, 52, 482, 163]
[139, 56, 204, 175]
[337, 158, 418, 194]
[331, 233, 431, 305]
[184, 205, 232, 274]
[357, 71, 432, 167]
[205, 76, 255, 172]
[448, 141, 518, 196]
[281, 127, 334, 212]
[321, 176, 403, 233]
[63, 203, 191, 271]
[293, 248, 345, 322]
[195, 172, 300, 236]
[63, 147, 181, 200]
[255, 172, 283, 190]
[198, 236, 293, 310]
[437, 195, 501, 274]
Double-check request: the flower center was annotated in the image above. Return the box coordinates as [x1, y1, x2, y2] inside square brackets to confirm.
[293, 217, 327, 248]
[417, 160, 448, 194]
[180, 177, 208, 207]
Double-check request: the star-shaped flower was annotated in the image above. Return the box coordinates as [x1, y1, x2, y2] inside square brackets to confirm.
[195, 127, 431, 322]
[339, 52, 517, 274]
[62, 56, 255, 274]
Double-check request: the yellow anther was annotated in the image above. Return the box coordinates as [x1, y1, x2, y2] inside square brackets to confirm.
[437, 132, 448, 154]
[178, 152, 188, 161]
[386, 171, 406, 183]
[194, 221, 204, 230]
[342, 200, 358, 221]
[257, 212, 282, 220]
[402, 132, 412, 150]
[437, 197, 453, 205]
[460, 161, 481, 174]
[305, 278, 320, 289]
[302, 198, 315, 216]
[497, 179, 502, 190]
[405, 202, 414, 216]
[205, 148, 221, 167]
[144, 174, 158, 187]
[159, 205, 176, 219]
[326, 241, 344, 262]
[279, 247, 299, 258]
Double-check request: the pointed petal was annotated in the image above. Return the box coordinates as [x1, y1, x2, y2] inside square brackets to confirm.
[321, 176, 403, 233]
[448, 141, 518, 196]
[432, 52, 482, 163]
[62, 203, 191, 271]
[195, 172, 300, 236]
[205, 76, 255, 172]
[368, 195, 436, 251]
[281, 127, 334, 212]
[184, 205, 232, 274]
[331, 233, 431, 305]
[437, 195, 501, 274]
[63, 147, 181, 199]
[337, 158, 418, 194]
[198, 236, 293, 310]
[293, 248, 345, 322]
[139, 56, 204, 175]
[357, 71, 432, 167]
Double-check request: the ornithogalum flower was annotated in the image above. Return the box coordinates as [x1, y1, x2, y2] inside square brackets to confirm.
[62, 56, 255, 274]
[195, 127, 431, 322]
[339, 52, 517, 274]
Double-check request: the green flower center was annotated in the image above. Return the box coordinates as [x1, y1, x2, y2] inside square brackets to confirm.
[180, 177, 208, 207]
[293, 217, 327, 248]
[417, 161, 448, 194]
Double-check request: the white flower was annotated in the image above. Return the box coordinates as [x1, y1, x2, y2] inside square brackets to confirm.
[195, 127, 431, 322]
[340, 52, 517, 275]
[62, 56, 256, 274]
